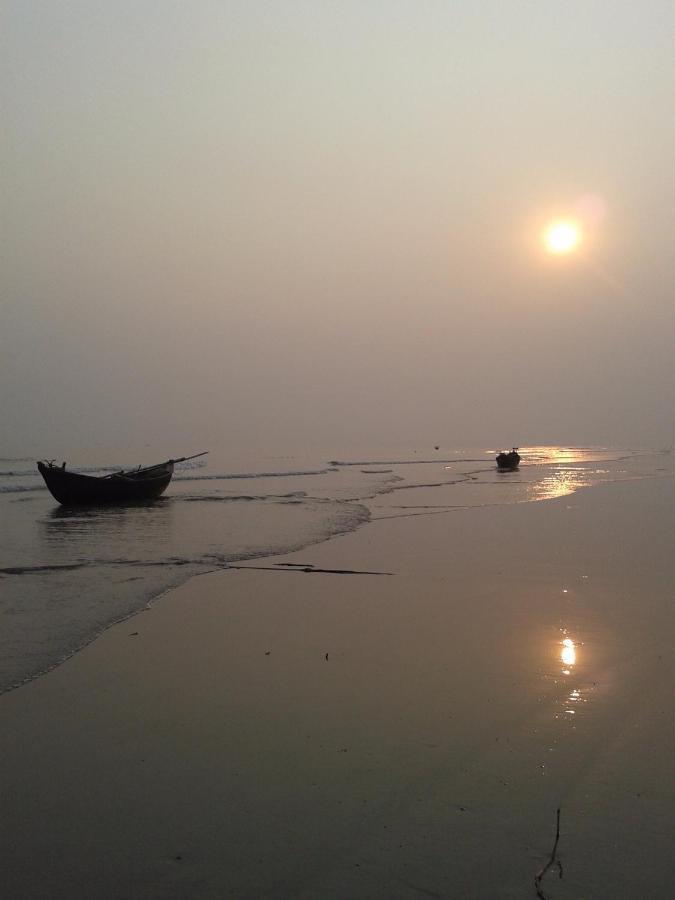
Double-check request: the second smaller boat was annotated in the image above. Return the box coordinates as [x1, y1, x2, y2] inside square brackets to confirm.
[496, 448, 521, 471]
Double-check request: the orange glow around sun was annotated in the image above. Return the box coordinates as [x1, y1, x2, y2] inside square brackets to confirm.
[543, 220, 582, 255]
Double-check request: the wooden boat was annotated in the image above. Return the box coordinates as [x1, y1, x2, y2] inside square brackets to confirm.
[37, 452, 207, 506]
[496, 448, 521, 471]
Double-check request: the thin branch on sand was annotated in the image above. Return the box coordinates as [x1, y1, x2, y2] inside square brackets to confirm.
[534, 808, 563, 899]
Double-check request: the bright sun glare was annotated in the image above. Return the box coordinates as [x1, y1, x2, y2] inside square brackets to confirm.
[543, 220, 582, 255]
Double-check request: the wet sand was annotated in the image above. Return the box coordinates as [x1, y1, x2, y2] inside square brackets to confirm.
[1, 477, 673, 899]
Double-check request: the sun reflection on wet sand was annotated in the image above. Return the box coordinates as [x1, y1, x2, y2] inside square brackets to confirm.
[561, 637, 576, 668]
[565, 686, 584, 715]
[554, 634, 590, 721]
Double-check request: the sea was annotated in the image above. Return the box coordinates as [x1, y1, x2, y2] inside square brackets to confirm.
[1, 444, 672, 694]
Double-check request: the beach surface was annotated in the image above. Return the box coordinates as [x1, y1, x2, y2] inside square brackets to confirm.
[2, 476, 673, 899]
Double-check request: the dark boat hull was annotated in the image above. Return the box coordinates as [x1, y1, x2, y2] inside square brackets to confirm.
[496, 451, 521, 471]
[37, 461, 174, 506]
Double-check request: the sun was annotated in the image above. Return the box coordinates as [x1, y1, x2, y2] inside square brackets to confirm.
[543, 220, 582, 255]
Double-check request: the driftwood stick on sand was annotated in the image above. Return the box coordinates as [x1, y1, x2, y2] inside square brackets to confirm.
[534, 808, 562, 899]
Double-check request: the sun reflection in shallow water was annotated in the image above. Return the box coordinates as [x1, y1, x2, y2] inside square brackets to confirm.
[533, 468, 585, 501]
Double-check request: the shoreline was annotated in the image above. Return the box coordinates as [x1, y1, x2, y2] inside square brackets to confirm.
[2, 476, 673, 898]
[1, 448, 667, 696]
[0, 496, 373, 697]
[3, 460, 661, 699]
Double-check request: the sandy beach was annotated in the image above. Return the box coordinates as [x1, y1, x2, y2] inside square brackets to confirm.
[2, 475, 673, 899]
[5, 2, 675, 896]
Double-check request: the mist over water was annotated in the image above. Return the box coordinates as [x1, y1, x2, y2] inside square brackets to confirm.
[1, 444, 671, 693]
[3, 4, 675, 457]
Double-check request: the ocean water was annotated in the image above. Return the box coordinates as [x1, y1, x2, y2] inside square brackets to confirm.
[1, 445, 671, 693]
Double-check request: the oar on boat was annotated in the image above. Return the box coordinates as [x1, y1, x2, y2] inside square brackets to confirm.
[169, 451, 209, 465]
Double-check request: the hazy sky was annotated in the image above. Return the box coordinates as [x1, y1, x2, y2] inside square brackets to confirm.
[3, 1, 674, 455]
